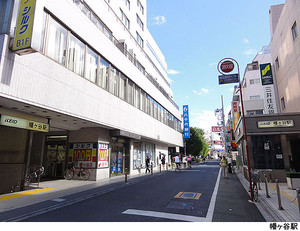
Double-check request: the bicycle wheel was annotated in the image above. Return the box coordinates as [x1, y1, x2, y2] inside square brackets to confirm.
[253, 183, 258, 202]
[80, 169, 90, 180]
[64, 169, 74, 180]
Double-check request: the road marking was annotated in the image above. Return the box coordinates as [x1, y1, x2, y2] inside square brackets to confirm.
[122, 209, 207, 222]
[174, 192, 202, 200]
[205, 167, 222, 221]
[0, 188, 55, 201]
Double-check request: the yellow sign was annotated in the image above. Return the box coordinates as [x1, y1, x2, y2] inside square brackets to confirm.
[13, 0, 36, 52]
[0, 114, 49, 132]
[261, 64, 270, 76]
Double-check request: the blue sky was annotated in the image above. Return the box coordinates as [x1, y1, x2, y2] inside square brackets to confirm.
[147, 0, 285, 133]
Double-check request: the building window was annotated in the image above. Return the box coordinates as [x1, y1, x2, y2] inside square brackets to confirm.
[250, 78, 260, 84]
[127, 80, 134, 105]
[137, 0, 144, 14]
[98, 57, 109, 90]
[281, 97, 286, 111]
[292, 21, 298, 41]
[134, 85, 140, 108]
[275, 57, 279, 69]
[247, 110, 263, 115]
[85, 47, 98, 83]
[67, 34, 85, 77]
[136, 32, 144, 48]
[125, 0, 130, 10]
[46, 17, 67, 65]
[119, 73, 127, 100]
[136, 14, 144, 31]
[109, 66, 119, 96]
[120, 9, 130, 30]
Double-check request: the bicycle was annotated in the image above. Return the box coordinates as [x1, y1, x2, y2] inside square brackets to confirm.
[251, 169, 260, 202]
[64, 162, 91, 180]
[25, 166, 44, 187]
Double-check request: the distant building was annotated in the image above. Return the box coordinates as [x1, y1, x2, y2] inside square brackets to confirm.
[0, 0, 183, 194]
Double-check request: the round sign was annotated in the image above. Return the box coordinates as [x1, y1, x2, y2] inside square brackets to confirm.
[220, 60, 234, 73]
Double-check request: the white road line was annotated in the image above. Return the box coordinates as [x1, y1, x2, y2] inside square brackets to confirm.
[122, 209, 208, 222]
[206, 167, 222, 221]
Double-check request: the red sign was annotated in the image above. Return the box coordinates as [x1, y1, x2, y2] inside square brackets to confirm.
[212, 126, 222, 132]
[214, 140, 223, 145]
[220, 61, 234, 73]
[232, 101, 238, 113]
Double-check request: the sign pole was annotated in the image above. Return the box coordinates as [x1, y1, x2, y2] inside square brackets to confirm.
[218, 58, 254, 202]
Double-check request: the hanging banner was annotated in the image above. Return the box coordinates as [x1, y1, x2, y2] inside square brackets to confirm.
[232, 101, 240, 131]
[183, 105, 190, 138]
[13, 0, 37, 54]
[260, 63, 278, 114]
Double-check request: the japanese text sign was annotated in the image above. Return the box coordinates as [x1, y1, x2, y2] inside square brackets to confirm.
[183, 105, 190, 138]
[68, 143, 97, 168]
[13, 0, 36, 52]
[98, 143, 109, 168]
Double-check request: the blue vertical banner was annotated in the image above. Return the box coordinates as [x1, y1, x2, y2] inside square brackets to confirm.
[183, 105, 190, 138]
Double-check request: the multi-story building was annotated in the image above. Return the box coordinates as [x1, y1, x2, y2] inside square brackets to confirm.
[233, 0, 300, 181]
[0, 0, 183, 194]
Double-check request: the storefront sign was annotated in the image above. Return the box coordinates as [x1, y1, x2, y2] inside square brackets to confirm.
[260, 63, 278, 114]
[68, 143, 97, 168]
[212, 126, 222, 133]
[98, 143, 109, 168]
[0, 114, 49, 132]
[257, 120, 294, 128]
[13, 0, 37, 54]
[110, 130, 141, 139]
[183, 105, 190, 138]
[232, 101, 239, 131]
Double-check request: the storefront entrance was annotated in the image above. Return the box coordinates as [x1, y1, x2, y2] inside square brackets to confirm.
[43, 136, 67, 179]
[110, 140, 130, 176]
[289, 138, 300, 172]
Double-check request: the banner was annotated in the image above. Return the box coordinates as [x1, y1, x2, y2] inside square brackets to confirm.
[13, 0, 36, 53]
[183, 105, 190, 138]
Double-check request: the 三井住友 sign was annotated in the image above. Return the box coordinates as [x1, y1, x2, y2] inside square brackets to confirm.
[183, 105, 190, 138]
[257, 120, 294, 128]
[0, 114, 49, 132]
[13, 0, 36, 53]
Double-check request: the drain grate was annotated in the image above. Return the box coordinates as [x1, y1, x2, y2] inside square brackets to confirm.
[180, 193, 197, 199]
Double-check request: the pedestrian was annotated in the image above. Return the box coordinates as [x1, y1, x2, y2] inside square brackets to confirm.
[182, 155, 187, 168]
[161, 155, 165, 169]
[219, 156, 228, 178]
[227, 156, 232, 174]
[145, 156, 150, 174]
[187, 155, 192, 168]
[174, 155, 180, 170]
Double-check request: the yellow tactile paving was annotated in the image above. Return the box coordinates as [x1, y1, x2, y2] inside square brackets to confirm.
[268, 184, 298, 206]
[0, 188, 55, 201]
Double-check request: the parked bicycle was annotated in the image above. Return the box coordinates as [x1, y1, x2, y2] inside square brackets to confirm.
[25, 166, 44, 187]
[251, 169, 261, 202]
[64, 162, 91, 180]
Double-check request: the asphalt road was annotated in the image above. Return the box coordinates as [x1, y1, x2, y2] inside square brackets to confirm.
[23, 162, 221, 222]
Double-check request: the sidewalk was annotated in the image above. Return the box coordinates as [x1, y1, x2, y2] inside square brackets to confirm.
[237, 171, 300, 222]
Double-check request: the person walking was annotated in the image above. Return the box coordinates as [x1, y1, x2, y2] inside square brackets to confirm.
[145, 156, 150, 174]
[220, 156, 228, 178]
[187, 155, 192, 168]
[161, 155, 165, 169]
[174, 155, 180, 170]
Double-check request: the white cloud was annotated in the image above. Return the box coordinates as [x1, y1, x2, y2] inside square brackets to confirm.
[201, 88, 209, 93]
[243, 38, 250, 44]
[189, 110, 218, 133]
[193, 88, 210, 95]
[209, 62, 217, 67]
[243, 49, 257, 56]
[167, 69, 179, 75]
[193, 90, 202, 95]
[152, 16, 167, 25]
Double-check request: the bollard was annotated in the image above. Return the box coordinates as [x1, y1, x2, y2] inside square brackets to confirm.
[125, 168, 128, 183]
[275, 179, 283, 210]
[264, 174, 271, 198]
[296, 188, 300, 215]
[151, 165, 153, 175]
[159, 164, 161, 173]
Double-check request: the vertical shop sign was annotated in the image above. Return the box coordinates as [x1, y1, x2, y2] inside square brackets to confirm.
[98, 143, 109, 168]
[260, 63, 278, 114]
[13, 0, 36, 53]
[183, 105, 190, 138]
[118, 152, 123, 173]
[232, 101, 240, 130]
[68, 143, 97, 168]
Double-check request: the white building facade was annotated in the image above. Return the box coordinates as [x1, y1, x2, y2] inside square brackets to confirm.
[0, 0, 183, 194]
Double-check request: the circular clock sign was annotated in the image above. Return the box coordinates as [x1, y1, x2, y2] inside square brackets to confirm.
[220, 60, 234, 73]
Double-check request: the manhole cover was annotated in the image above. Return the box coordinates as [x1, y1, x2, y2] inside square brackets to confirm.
[180, 193, 196, 198]
[165, 199, 196, 210]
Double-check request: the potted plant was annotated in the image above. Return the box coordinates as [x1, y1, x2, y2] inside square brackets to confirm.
[286, 172, 300, 189]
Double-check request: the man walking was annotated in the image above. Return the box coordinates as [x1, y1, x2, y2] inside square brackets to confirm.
[220, 156, 228, 178]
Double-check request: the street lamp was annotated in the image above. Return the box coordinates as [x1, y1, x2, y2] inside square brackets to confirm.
[217, 58, 254, 201]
